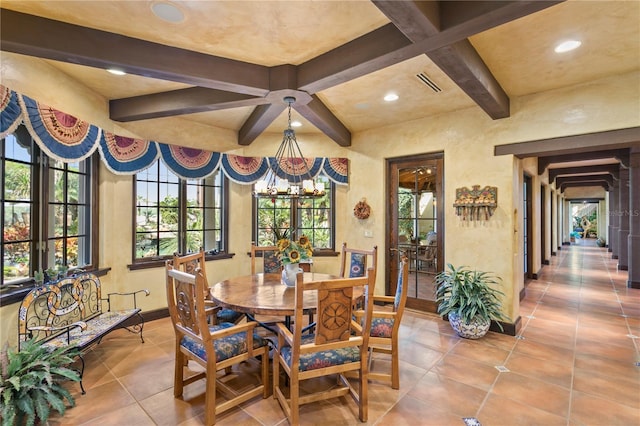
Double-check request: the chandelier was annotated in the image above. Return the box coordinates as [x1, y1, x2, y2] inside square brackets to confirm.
[253, 96, 326, 198]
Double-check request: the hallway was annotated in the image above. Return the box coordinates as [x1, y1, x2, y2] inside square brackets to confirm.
[50, 242, 639, 425]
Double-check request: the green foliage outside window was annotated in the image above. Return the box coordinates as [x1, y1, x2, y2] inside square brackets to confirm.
[255, 176, 333, 250]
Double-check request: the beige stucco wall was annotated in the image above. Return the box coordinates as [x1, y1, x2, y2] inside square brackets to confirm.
[1, 52, 638, 346]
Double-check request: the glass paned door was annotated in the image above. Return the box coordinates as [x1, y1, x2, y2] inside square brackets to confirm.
[387, 154, 443, 312]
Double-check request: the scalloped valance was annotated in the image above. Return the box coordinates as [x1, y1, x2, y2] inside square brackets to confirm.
[0, 85, 348, 184]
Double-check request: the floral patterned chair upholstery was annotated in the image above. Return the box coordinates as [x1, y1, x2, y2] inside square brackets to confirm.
[250, 243, 282, 274]
[170, 249, 244, 324]
[166, 260, 270, 425]
[355, 256, 409, 389]
[339, 242, 378, 279]
[273, 269, 376, 425]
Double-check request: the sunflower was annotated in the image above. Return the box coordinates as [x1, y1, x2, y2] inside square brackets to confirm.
[277, 235, 313, 265]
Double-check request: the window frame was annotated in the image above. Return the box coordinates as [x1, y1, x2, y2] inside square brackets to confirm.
[1, 125, 99, 298]
[130, 161, 230, 269]
[252, 176, 336, 255]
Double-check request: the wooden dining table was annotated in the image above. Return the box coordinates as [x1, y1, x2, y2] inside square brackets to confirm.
[209, 272, 338, 317]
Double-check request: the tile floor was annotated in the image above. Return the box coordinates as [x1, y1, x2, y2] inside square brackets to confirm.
[50, 241, 639, 425]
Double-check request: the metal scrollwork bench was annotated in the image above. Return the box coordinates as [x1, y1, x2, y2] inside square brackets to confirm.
[17, 273, 149, 394]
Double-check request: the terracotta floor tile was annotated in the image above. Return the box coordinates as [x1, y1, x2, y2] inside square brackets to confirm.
[478, 393, 567, 426]
[490, 371, 571, 417]
[570, 390, 640, 425]
[407, 371, 488, 417]
[432, 353, 500, 392]
[448, 338, 511, 366]
[78, 402, 156, 426]
[505, 352, 573, 388]
[512, 338, 575, 366]
[50, 242, 640, 426]
[573, 367, 640, 409]
[574, 352, 640, 382]
[376, 394, 465, 426]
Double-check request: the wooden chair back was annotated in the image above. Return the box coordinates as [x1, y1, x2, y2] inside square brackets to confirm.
[165, 260, 269, 425]
[166, 261, 207, 339]
[338, 242, 378, 280]
[364, 256, 409, 389]
[273, 268, 376, 424]
[171, 248, 208, 279]
[250, 243, 281, 274]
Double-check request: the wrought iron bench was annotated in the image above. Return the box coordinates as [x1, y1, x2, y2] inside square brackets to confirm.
[17, 272, 149, 394]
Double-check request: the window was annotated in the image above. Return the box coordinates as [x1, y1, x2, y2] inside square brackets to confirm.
[134, 160, 227, 263]
[1, 125, 97, 287]
[254, 175, 334, 250]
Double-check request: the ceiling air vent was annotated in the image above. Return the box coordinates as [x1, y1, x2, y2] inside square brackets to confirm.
[416, 73, 442, 93]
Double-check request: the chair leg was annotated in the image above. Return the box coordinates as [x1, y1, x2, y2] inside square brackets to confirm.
[359, 366, 368, 422]
[290, 372, 300, 425]
[261, 346, 269, 398]
[273, 353, 280, 399]
[174, 349, 185, 397]
[391, 338, 399, 390]
[205, 364, 216, 426]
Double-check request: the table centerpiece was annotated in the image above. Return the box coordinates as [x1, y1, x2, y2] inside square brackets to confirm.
[277, 235, 313, 287]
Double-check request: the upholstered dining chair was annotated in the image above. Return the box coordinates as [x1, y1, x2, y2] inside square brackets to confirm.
[354, 256, 409, 389]
[166, 261, 270, 426]
[171, 249, 244, 324]
[339, 242, 378, 280]
[273, 268, 376, 425]
[250, 243, 282, 274]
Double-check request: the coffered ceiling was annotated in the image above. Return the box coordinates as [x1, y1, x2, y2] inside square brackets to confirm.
[1, 0, 639, 194]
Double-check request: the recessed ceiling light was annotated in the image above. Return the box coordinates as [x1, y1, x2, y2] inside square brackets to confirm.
[106, 68, 126, 76]
[384, 93, 399, 102]
[554, 40, 581, 53]
[291, 121, 302, 128]
[151, 1, 185, 23]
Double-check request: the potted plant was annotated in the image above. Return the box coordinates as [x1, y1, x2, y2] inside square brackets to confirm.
[434, 264, 510, 339]
[570, 231, 581, 243]
[0, 339, 81, 425]
[33, 270, 44, 286]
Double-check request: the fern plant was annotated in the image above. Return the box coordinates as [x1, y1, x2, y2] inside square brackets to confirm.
[0, 339, 81, 426]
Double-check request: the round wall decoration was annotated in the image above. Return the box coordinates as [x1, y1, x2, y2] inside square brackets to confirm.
[353, 199, 371, 220]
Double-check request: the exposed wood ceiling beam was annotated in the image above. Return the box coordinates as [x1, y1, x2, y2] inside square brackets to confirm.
[238, 103, 287, 146]
[373, 0, 520, 119]
[0, 9, 270, 96]
[294, 95, 351, 147]
[537, 149, 631, 174]
[556, 175, 613, 188]
[548, 164, 620, 183]
[560, 181, 609, 192]
[495, 127, 640, 158]
[110, 88, 267, 122]
[0, 2, 567, 146]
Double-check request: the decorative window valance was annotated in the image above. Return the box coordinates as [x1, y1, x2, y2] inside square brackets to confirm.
[0, 85, 348, 184]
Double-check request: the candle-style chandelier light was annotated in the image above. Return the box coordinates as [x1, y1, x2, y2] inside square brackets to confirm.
[253, 96, 326, 198]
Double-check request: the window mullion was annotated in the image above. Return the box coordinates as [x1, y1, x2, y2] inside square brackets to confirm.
[179, 180, 187, 254]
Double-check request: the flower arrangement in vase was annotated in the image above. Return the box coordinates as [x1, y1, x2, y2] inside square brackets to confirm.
[277, 235, 313, 286]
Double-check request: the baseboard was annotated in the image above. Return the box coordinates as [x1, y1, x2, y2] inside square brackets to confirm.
[629, 279, 640, 289]
[142, 307, 170, 322]
[490, 315, 521, 336]
[618, 264, 628, 271]
[551, 251, 556, 256]
[519, 287, 526, 301]
[542, 259, 550, 265]
[562, 242, 570, 246]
